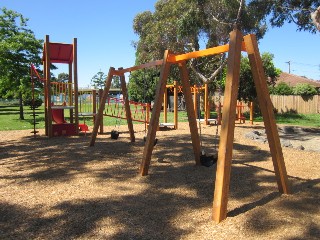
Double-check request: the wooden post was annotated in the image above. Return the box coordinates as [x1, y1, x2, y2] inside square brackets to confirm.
[68, 63, 74, 123]
[179, 61, 201, 165]
[73, 38, 79, 134]
[193, 85, 198, 119]
[119, 70, 135, 142]
[204, 83, 209, 125]
[174, 80, 178, 129]
[98, 89, 104, 134]
[217, 101, 222, 125]
[243, 34, 291, 194]
[146, 103, 150, 130]
[45, 35, 53, 138]
[163, 85, 168, 123]
[212, 29, 243, 223]
[92, 89, 97, 125]
[140, 50, 172, 176]
[90, 67, 114, 146]
[249, 101, 254, 125]
[43, 58, 48, 136]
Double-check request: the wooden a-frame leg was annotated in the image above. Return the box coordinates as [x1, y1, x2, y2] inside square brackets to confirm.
[179, 61, 201, 165]
[89, 67, 114, 146]
[212, 29, 243, 223]
[119, 69, 135, 142]
[243, 34, 291, 194]
[139, 50, 172, 176]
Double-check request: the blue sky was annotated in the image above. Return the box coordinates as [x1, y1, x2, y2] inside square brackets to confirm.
[1, 1, 319, 87]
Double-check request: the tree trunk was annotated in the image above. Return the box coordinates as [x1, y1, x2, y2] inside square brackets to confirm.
[19, 92, 24, 120]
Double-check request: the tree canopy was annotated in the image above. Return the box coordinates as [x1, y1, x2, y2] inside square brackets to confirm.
[129, 0, 318, 103]
[0, 7, 43, 119]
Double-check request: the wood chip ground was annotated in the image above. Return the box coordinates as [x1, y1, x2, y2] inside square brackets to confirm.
[0, 122, 319, 239]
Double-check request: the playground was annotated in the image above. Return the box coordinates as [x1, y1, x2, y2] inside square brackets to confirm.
[0, 122, 319, 239]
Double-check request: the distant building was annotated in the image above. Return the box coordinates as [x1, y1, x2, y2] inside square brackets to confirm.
[276, 72, 320, 91]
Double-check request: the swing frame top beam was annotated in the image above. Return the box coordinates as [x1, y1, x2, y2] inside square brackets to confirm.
[113, 42, 246, 76]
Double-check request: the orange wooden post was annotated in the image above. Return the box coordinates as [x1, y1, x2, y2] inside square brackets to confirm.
[204, 83, 209, 125]
[249, 101, 254, 125]
[98, 89, 104, 134]
[140, 50, 172, 176]
[179, 61, 201, 165]
[90, 67, 114, 146]
[44, 35, 53, 137]
[119, 69, 135, 142]
[163, 84, 168, 123]
[92, 90, 97, 126]
[243, 34, 291, 194]
[174, 80, 178, 129]
[73, 38, 79, 134]
[193, 85, 198, 119]
[146, 103, 150, 130]
[212, 29, 243, 223]
[217, 102, 222, 125]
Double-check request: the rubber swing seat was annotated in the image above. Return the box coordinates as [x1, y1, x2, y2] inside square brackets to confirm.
[111, 130, 120, 139]
[200, 154, 218, 167]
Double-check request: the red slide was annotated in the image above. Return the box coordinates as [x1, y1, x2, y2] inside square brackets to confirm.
[52, 108, 67, 124]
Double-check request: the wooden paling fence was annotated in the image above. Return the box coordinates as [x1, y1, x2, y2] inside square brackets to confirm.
[211, 95, 320, 114]
[270, 95, 320, 114]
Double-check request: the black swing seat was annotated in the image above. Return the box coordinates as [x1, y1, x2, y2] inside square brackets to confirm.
[111, 130, 120, 139]
[200, 153, 218, 167]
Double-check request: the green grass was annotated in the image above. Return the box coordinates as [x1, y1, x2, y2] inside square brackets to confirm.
[253, 113, 320, 127]
[0, 104, 319, 131]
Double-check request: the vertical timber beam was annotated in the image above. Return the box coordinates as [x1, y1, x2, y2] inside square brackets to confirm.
[212, 29, 243, 223]
[204, 83, 209, 125]
[89, 67, 114, 146]
[163, 84, 168, 123]
[45, 35, 53, 138]
[243, 34, 291, 194]
[73, 38, 79, 134]
[98, 89, 104, 134]
[139, 50, 172, 176]
[179, 61, 201, 165]
[174, 80, 178, 129]
[119, 69, 135, 142]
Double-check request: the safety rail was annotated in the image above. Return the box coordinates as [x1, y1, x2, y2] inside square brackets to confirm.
[103, 96, 150, 123]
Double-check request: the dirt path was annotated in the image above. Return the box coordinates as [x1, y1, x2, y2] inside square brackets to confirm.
[0, 122, 319, 239]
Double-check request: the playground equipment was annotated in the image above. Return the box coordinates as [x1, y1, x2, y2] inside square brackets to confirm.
[42, 35, 79, 137]
[90, 29, 290, 223]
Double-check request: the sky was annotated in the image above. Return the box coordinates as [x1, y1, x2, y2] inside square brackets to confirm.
[1, 0, 319, 88]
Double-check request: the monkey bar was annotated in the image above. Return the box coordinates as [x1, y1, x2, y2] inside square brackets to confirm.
[89, 29, 290, 224]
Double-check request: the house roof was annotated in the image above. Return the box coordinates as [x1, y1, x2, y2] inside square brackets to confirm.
[277, 72, 320, 88]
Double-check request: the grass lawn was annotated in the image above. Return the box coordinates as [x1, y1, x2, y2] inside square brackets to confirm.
[0, 104, 319, 131]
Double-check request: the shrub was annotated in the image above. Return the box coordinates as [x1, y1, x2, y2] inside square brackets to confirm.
[24, 98, 43, 108]
[293, 83, 317, 96]
[269, 82, 293, 95]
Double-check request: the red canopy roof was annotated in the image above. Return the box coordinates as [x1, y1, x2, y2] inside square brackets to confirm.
[43, 43, 73, 64]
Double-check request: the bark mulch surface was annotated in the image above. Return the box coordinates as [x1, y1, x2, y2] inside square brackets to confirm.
[0, 122, 319, 239]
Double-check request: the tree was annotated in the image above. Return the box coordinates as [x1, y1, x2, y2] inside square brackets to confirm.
[293, 83, 318, 95]
[269, 82, 293, 95]
[127, 69, 159, 103]
[0, 7, 43, 119]
[111, 76, 121, 89]
[57, 73, 69, 82]
[130, 0, 269, 101]
[248, 0, 320, 33]
[90, 70, 106, 89]
[238, 52, 281, 102]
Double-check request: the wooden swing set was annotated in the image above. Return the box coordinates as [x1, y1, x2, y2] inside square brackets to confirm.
[90, 29, 290, 223]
